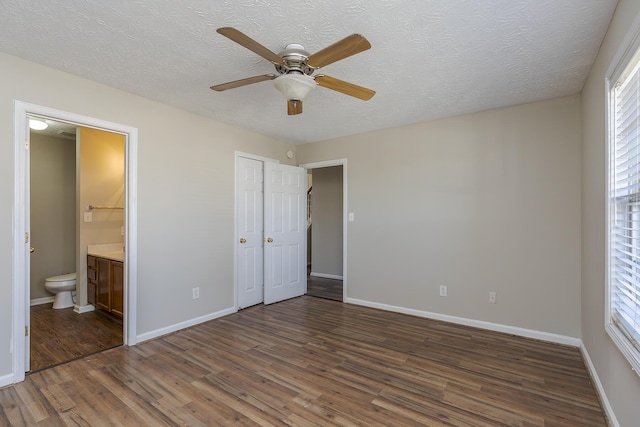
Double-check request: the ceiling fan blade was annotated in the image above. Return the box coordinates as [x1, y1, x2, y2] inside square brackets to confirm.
[288, 100, 303, 115]
[307, 34, 371, 69]
[210, 74, 276, 91]
[314, 75, 375, 101]
[217, 27, 285, 65]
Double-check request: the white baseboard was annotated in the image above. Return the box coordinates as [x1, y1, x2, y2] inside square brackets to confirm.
[580, 343, 619, 427]
[30, 296, 54, 306]
[344, 297, 581, 347]
[310, 272, 344, 280]
[0, 372, 14, 388]
[73, 304, 95, 314]
[136, 306, 237, 343]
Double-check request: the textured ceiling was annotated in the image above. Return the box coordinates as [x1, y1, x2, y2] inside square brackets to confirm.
[0, 0, 617, 144]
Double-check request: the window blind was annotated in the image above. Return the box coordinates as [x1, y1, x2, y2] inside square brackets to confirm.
[611, 57, 640, 351]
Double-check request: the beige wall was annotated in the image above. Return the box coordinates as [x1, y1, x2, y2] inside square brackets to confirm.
[30, 133, 76, 301]
[310, 166, 343, 277]
[0, 52, 294, 379]
[297, 95, 582, 338]
[77, 127, 126, 306]
[581, 0, 640, 424]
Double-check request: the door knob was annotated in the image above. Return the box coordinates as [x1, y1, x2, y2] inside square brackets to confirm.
[30, 247, 35, 254]
[239, 238, 246, 244]
[267, 238, 273, 243]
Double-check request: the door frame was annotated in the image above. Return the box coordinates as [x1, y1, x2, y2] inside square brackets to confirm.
[299, 159, 348, 301]
[13, 101, 138, 383]
[233, 151, 278, 310]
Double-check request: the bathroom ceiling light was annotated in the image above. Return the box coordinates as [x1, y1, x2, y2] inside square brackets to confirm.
[29, 119, 48, 130]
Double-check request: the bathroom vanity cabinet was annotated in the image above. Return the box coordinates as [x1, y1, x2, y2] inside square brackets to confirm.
[87, 255, 123, 318]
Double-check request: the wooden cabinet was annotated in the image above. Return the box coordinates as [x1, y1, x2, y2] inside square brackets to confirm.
[110, 261, 124, 317]
[96, 257, 111, 312]
[87, 255, 123, 318]
[87, 255, 97, 305]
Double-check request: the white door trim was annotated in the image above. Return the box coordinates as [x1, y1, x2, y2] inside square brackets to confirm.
[13, 101, 138, 384]
[299, 159, 348, 301]
[233, 151, 278, 311]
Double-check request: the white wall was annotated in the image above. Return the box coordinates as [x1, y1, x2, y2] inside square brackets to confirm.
[0, 52, 293, 379]
[297, 95, 582, 338]
[311, 166, 343, 277]
[30, 133, 76, 301]
[581, 0, 640, 424]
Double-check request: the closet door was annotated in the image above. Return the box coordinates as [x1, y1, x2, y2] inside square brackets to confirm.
[263, 162, 307, 304]
[236, 157, 264, 309]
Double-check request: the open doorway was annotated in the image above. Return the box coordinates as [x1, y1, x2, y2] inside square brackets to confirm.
[13, 101, 138, 384]
[303, 162, 345, 302]
[28, 119, 124, 372]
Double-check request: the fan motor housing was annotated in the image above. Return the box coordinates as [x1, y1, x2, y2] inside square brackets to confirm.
[276, 43, 314, 76]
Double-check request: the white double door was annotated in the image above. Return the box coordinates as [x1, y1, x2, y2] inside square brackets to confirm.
[237, 157, 307, 308]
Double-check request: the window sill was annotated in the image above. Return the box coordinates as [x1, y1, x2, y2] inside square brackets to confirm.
[605, 322, 640, 377]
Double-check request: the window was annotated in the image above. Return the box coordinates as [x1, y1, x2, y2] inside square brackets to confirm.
[608, 39, 640, 375]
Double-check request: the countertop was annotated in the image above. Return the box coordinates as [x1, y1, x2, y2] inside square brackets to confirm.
[88, 243, 124, 262]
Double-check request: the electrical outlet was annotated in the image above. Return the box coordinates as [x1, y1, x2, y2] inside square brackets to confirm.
[439, 285, 448, 297]
[83, 212, 92, 222]
[489, 292, 497, 303]
[121, 226, 125, 236]
[192, 287, 200, 300]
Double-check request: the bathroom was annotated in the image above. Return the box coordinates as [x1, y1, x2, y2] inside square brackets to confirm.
[29, 119, 125, 372]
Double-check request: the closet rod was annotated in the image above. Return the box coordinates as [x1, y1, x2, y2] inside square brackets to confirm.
[88, 205, 124, 210]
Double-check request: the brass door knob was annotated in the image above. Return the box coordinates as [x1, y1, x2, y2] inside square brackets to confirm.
[239, 238, 246, 244]
[267, 238, 273, 243]
[30, 247, 35, 253]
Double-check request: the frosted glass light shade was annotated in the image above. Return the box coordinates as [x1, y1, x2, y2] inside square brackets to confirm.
[273, 74, 316, 101]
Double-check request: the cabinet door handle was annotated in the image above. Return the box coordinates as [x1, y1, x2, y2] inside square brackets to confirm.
[30, 247, 35, 253]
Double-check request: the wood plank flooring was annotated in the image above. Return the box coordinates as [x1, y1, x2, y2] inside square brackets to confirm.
[306, 275, 343, 301]
[30, 304, 123, 372]
[2, 297, 607, 426]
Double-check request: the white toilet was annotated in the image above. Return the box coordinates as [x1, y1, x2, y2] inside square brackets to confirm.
[44, 273, 76, 309]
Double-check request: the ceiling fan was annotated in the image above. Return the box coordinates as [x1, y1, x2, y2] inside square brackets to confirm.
[210, 27, 376, 115]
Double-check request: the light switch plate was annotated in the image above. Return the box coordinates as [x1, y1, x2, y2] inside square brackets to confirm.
[348, 212, 355, 222]
[83, 212, 92, 222]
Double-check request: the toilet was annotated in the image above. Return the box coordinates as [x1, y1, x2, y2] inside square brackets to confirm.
[44, 273, 76, 309]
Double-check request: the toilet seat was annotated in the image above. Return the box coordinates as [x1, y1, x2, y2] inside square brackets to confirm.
[46, 272, 76, 283]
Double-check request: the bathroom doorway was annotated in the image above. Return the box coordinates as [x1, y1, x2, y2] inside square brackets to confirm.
[13, 101, 138, 384]
[28, 119, 125, 372]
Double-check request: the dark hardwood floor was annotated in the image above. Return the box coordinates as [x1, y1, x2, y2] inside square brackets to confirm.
[306, 274, 343, 301]
[29, 303, 123, 372]
[2, 296, 607, 426]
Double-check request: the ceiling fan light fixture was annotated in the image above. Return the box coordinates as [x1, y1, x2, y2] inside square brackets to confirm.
[273, 73, 316, 102]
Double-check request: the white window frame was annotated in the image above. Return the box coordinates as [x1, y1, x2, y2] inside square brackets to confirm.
[606, 15, 640, 377]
